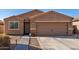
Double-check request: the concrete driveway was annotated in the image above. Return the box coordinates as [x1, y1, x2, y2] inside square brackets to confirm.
[37, 36, 79, 50]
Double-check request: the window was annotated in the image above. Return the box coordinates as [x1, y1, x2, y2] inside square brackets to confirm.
[9, 21, 19, 29]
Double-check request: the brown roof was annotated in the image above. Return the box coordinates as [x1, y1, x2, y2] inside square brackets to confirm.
[17, 9, 44, 18]
[4, 16, 24, 20]
[30, 10, 73, 19]
[4, 16, 15, 19]
[4, 9, 44, 20]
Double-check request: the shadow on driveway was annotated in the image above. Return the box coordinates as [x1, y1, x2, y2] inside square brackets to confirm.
[10, 44, 42, 50]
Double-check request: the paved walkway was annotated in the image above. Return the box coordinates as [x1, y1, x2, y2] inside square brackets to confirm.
[10, 36, 29, 50]
[14, 36, 29, 50]
[10, 36, 41, 50]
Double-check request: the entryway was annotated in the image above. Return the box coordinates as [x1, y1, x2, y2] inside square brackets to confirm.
[24, 22, 30, 35]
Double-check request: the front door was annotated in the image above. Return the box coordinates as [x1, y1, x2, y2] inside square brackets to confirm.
[24, 22, 30, 35]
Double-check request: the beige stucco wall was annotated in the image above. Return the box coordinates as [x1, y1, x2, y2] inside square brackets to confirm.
[73, 21, 79, 30]
[30, 22, 73, 36]
[73, 21, 79, 34]
[4, 16, 24, 35]
[68, 22, 73, 35]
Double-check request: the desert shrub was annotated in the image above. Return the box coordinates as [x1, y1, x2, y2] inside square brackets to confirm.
[0, 35, 10, 47]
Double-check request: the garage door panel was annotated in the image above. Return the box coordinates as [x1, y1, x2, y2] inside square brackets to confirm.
[36, 22, 67, 36]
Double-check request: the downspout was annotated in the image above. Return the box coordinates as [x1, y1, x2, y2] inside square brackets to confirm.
[29, 19, 30, 35]
[36, 22, 37, 37]
[28, 19, 31, 50]
[67, 22, 68, 36]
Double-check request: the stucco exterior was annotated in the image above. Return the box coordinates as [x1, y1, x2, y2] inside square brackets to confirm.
[4, 16, 25, 35]
[73, 20, 79, 34]
[73, 20, 79, 29]
[4, 10, 73, 36]
[30, 11, 73, 36]
[72, 16, 79, 34]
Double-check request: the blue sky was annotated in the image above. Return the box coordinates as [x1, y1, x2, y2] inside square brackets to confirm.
[0, 9, 79, 20]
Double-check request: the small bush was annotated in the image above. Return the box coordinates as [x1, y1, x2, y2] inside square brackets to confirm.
[31, 33, 36, 37]
[0, 35, 10, 47]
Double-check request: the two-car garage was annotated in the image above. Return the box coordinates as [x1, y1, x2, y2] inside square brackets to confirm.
[30, 11, 73, 36]
[36, 22, 68, 36]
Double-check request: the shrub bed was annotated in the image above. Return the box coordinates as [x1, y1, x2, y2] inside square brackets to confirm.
[0, 35, 10, 50]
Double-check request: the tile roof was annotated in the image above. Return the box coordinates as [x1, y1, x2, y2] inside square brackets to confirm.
[30, 10, 73, 19]
[4, 9, 44, 20]
[17, 9, 44, 18]
[4, 16, 24, 20]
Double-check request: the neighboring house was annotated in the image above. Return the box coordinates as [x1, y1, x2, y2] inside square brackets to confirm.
[4, 10, 73, 36]
[0, 21, 4, 34]
[73, 16, 79, 34]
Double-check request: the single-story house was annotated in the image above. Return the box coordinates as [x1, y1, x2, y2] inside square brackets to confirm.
[4, 10, 73, 36]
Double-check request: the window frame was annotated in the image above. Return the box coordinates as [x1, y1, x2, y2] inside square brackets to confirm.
[8, 21, 20, 30]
